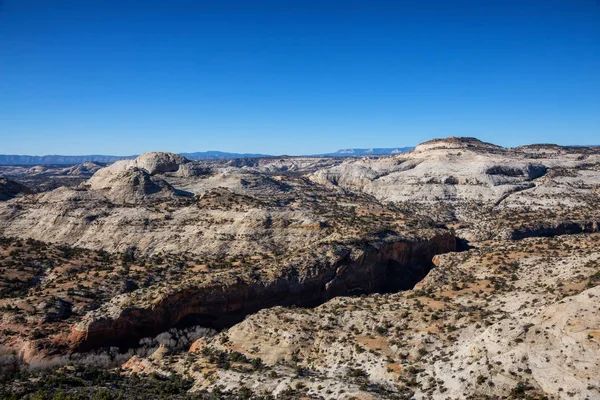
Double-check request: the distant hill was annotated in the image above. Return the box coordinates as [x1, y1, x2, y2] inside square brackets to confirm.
[0, 152, 267, 165]
[0, 154, 134, 165]
[0, 147, 414, 165]
[179, 151, 271, 160]
[318, 147, 415, 157]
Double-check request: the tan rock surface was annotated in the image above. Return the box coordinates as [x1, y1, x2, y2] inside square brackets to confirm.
[1, 138, 600, 399]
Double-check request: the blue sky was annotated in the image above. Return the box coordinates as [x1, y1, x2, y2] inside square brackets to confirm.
[1, 0, 599, 155]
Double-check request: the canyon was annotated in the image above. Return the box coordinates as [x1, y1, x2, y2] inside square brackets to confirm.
[68, 233, 457, 353]
[1, 137, 599, 399]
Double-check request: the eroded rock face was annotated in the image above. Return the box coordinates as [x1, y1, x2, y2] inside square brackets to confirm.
[1, 142, 599, 256]
[309, 142, 598, 208]
[87, 167, 178, 204]
[79, 152, 189, 204]
[413, 136, 504, 152]
[92, 152, 188, 177]
[67, 233, 456, 352]
[166, 233, 600, 400]
[131, 152, 188, 175]
[0, 177, 32, 201]
[1, 138, 600, 399]
[63, 162, 103, 176]
[509, 220, 600, 240]
[42, 297, 73, 323]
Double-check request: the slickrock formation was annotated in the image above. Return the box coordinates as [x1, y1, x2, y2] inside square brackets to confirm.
[310, 137, 597, 207]
[87, 167, 179, 204]
[91, 151, 188, 177]
[309, 137, 600, 243]
[1, 138, 599, 399]
[63, 161, 103, 176]
[154, 234, 599, 400]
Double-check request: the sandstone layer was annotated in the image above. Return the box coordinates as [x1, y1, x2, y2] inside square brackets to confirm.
[1, 137, 599, 399]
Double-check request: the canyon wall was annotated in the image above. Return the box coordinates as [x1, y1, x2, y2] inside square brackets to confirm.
[68, 233, 456, 352]
[510, 220, 600, 240]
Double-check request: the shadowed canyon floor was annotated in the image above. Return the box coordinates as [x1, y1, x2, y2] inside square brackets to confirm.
[1, 137, 599, 399]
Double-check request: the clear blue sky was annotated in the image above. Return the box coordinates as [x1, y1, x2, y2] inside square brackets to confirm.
[1, 0, 599, 155]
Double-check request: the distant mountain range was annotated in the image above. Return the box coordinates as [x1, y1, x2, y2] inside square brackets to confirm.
[0, 155, 135, 165]
[0, 147, 415, 165]
[318, 147, 415, 157]
[180, 151, 271, 160]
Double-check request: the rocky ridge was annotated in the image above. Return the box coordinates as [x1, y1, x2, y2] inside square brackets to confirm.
[0, 177, 32, 201]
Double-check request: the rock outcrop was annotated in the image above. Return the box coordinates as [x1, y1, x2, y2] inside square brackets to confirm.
[413, 136, 504, 152]
[1, 138, 600, 400]
[0, 177, 32, 201]
[172, 233, 600, 399]
[67, 233, 456, 352]
[87, 167, 178, 204]
[509, 220, 600, 240]
[92, 152, 188, 177]
[63, 162, 103, 176]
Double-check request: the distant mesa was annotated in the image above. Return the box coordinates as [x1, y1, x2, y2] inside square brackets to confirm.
[414, 137, 502, 152]
[180, 151, 271, 160]
[318, 147, 415, 157]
